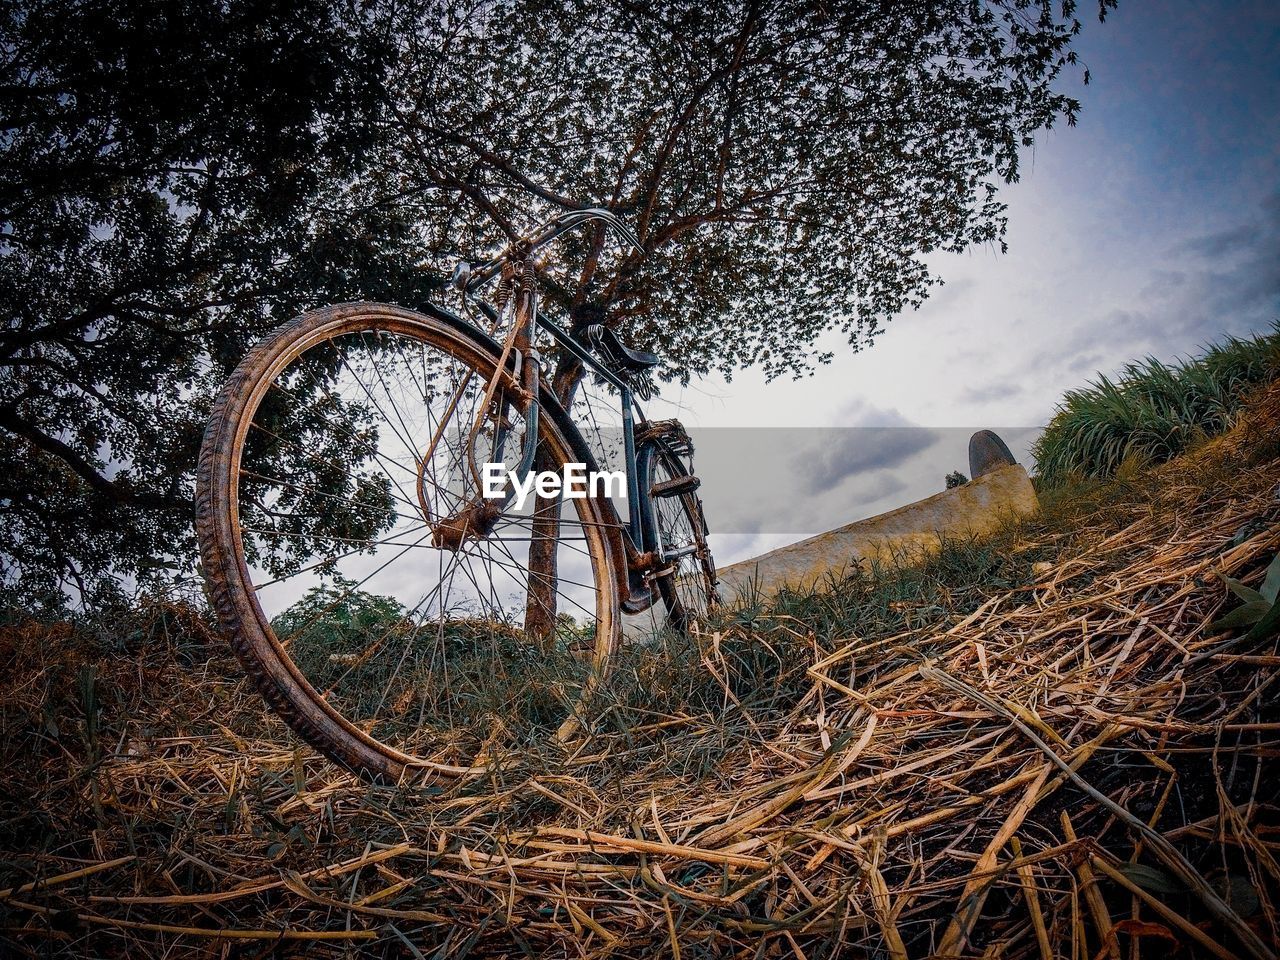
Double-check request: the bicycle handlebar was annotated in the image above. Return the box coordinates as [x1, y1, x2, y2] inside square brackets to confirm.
[451, 208, 643, 294]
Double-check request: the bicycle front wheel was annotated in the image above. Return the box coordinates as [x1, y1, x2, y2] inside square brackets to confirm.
[196, 302, 621, 781]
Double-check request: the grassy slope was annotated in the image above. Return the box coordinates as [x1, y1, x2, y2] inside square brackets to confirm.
[1, 386, 1279, 957]
[1033, 323, 1280, 487]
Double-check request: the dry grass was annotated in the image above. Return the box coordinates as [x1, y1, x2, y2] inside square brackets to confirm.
[3, 386, 1280, 958]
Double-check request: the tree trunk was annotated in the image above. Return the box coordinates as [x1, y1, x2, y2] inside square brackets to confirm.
[523, 352, 588, 651]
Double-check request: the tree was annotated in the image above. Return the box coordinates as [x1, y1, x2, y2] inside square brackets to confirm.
[0, 0, 433, 604]
[383, 0, 1114, 397]
[378, 0, 1113, 626]
[1, 0, 1113, 603]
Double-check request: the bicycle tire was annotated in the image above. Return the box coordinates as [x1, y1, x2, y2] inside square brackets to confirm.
[196, 302, 622, 782]
[641, 439, 719, 632]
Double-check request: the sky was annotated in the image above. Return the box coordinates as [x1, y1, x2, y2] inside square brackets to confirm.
[640, 0, 1280, 567]
[176, 2, 1280, 630]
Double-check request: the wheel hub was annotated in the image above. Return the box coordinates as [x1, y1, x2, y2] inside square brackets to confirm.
[429, 498, 502, 551]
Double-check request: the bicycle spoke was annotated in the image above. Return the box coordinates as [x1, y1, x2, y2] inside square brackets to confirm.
[480, 534, 602, 621]
[267, 527, 434, 629]
[368, 544, 472, 724]
[479, 540, 602, 595]
[240, 525, 432, 550]
[238, 467, 419, 524]
[262, 369, 423, 479]
[320, 544, 472, 699]
[361, 330, 428, 465]
[337, 346, 423, 467]
[246, 418, 420, 516]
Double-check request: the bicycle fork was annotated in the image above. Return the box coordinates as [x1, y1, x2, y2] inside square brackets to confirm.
[426, 255, 542, 552]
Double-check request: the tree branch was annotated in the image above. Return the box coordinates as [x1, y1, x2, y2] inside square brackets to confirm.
[0, 407, 183, 511]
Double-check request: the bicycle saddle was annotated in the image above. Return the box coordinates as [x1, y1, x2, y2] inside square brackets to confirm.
[581, 323, 660, 373]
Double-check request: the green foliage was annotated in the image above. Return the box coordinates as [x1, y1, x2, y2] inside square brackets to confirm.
[259, 530, 1048, 754]
[1032, 325, 1280, 488]
[1212, 553, 1280, 642]
[719, 529, 1042, 660]
[0, 0, 435, 602]
[2, 0, 1112, 602]
[271, 577, 411, 660]
[389, 0, 1113, 383]
[945, 470, 970, 489]
[270, 578, 595, 740]
[520, 526, 1053, 780]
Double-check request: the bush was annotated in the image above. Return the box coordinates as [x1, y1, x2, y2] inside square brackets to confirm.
[1032, 324, 1280, 487]
[270, 577, 595, 744]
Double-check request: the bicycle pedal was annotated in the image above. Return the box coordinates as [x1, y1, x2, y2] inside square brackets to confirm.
[650, 475, 700, 498]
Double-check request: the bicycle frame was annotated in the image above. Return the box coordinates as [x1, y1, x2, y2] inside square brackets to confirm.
[196, 211, 715, 779]
[465, 297, 648, 552]
[441, 208, 691, 615]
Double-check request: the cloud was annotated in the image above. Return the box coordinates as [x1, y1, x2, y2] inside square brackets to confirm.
[960, 382, 1025, 404]
[802, 427, 941, 495]
[844, 470, 908, 509]
[832, 398, 918, 428]
[1184, 189, 1280, 316]
[1182, 222, 1262, 258]
[672, 4, 1277, 566]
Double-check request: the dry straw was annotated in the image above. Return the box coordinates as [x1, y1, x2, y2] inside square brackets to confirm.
[3, 385, 1279, 957]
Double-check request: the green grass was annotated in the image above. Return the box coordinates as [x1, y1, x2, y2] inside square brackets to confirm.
[256, 526, 1057, 768]
[272, 577, 600, 745]
[1032, 323, 1280, 488]
[5, 415, 1274, 949]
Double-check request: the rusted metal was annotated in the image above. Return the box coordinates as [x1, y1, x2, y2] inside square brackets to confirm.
[430, 498, 502, 552]
[197, 303, 623, 781]
[197, 206, 717, 781]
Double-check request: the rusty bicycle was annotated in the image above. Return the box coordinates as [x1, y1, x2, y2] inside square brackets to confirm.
[195, 209, 718, 780]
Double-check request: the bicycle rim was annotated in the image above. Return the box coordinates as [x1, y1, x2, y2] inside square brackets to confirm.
[196, 302, 620, 781]
[648, 445, 719, 631]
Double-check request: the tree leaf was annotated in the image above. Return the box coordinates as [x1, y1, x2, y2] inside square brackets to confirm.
[137, 557, 180, 571]
[1210, 600, 1271, 633]
[1243, 597, 1280, 644]
[1116, 863, 1181, 895]
[1, 0, 1120, 598]
[1260, 552, 1280, 604]
[1219, 574, 1265, 605]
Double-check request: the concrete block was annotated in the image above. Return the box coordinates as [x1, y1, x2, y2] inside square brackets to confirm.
[716, 463, 1039, 600]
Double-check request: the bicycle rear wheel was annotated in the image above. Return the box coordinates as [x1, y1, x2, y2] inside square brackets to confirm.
[644, 440, 719, 632]
[196, 302, 621, 781]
